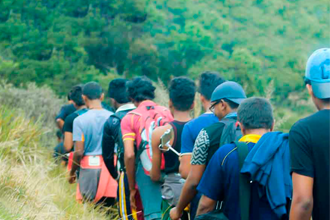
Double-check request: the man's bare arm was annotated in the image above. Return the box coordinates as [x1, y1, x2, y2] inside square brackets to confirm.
[69, 141, 84, 181]
[150, 125, 172, 181]
[175, 164, 205, 214]
[56, 119, 65, 130]
[179, 154, 191, 179]
[124, 139, 136, 191]
[290, 173, 314, 220]
[150, 127, 164, 181]
[63, 132, 73, 152]
[196, 195, 217, 216]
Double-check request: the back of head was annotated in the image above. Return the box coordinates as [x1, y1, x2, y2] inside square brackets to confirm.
[237, 97, 274, 130]
[70, 85, 85, 106]
[82, 82, 103, 100]
[198, 71, 226, 100]
[169, 77, 196, 111]
[67, 91, 72, 101]
[305, 48, 330, 100]
[211, 81, 247, 106]
[127, 76, 156, 102]
[108, 78, 130, 104]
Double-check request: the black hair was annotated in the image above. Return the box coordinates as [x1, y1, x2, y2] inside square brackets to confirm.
[70, 85, 85, 106]
[169, 77, 196, 111]
[198, 71, 226, 100]
[67, 92, 72, 101]
[321, 98, 330, 103]
[237, 97, 274, 130]
[222, 98, 239, 109]
[108, 79, 130, 104]
[127, 76, 156, 102]
[82, 82, 103, 100]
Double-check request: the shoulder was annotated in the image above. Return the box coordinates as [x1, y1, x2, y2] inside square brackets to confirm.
[101, 109, 113, 116]
[65, 112, 77, 122]
[204, 121, 225, 134]
[292, 111, 326, 128]
[74, 110, 92, 124]
[105, 115, 120, 127]
[290, 114, 314, 136]
[215, 143, 238, 166]
[122, 112, 137, 122]
[184, 113, 213, 129]
[154, 124, 172, 135]
[196, 129, 209, 142]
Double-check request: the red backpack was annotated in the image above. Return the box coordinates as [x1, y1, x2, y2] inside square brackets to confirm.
[128, 103, 173, 175]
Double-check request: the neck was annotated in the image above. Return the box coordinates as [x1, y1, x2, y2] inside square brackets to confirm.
[243, 128, 270, 136]
[172, 110, 191, 122]
[202, 100, 211, 113]
[77, 105, 86, 110]
[318, 103, 330, 110]
[116, 102, 128, 110]
[135, 99, 152, 107]
[88, 100, 103, 110]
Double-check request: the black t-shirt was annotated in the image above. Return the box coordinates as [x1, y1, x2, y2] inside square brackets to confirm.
[55, 104, 76, 121]
[164, 121, 187, 174]
[63, 108, 88, 133]
[289, 110, 330, 220]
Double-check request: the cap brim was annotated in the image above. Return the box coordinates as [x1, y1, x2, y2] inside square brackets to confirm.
[226, 98, 246, 105]
[311, 81, 330, 99]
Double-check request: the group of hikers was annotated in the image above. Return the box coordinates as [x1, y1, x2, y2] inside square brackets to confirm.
[54, 48, 329, 220]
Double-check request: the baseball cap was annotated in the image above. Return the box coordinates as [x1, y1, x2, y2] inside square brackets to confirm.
[305, 48, 330, 99]
[210, 81, 247, 104]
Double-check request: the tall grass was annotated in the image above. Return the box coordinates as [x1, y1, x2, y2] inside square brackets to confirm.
[0, 106, 112, 220]
[0, 81, 64, 148]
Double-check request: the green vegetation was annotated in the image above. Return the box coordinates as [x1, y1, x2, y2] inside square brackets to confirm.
[0, 1, 327, 217]
[0, 0, 328, 104]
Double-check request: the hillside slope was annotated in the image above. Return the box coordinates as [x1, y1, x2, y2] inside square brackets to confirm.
[0, 0, 328, 105]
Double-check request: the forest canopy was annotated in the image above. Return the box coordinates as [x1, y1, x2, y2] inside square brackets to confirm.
[0, 0, 329, 108]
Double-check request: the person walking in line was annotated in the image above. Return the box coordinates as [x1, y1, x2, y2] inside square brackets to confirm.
[121, 76, 173, 220]
[69, 82, 117, 207]
[150, 77, 196, 220]
[102, 79, 144, 220]
[289, 48, 330, 220]
[170, 81, 246, 220]
[196, 98, 291, 220]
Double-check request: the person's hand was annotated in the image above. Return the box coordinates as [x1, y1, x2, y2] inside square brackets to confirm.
[68, 173, 76, 184]
[170, 207, 182, 220]
[129, 189, 137, 210]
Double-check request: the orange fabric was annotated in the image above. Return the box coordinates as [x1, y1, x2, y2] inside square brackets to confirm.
[67, 152, 74, 171]
[76, 155, 118, 203]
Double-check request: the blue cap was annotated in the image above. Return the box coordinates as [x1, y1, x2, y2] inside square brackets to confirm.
[210, 81, 247, 104]
[305, 48, 330, 99]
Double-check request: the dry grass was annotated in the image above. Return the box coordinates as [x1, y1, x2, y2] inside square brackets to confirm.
[154, 78, 202, 119]
[154, 78, 169, 107]
[0, 81, 64, 148]
[0, 106, 114, 220]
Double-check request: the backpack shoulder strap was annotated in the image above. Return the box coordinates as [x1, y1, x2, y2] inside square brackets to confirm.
[111, 111, 129, 172]
[235, 141, 251, 220]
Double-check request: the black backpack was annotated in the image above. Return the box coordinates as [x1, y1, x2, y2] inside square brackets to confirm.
[206, 117, 243, 163]
[108, 110, 128, 172]
[195, 141, 251, 220]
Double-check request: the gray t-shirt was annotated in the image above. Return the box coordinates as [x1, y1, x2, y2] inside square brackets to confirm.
[73, 109, 112, 156]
